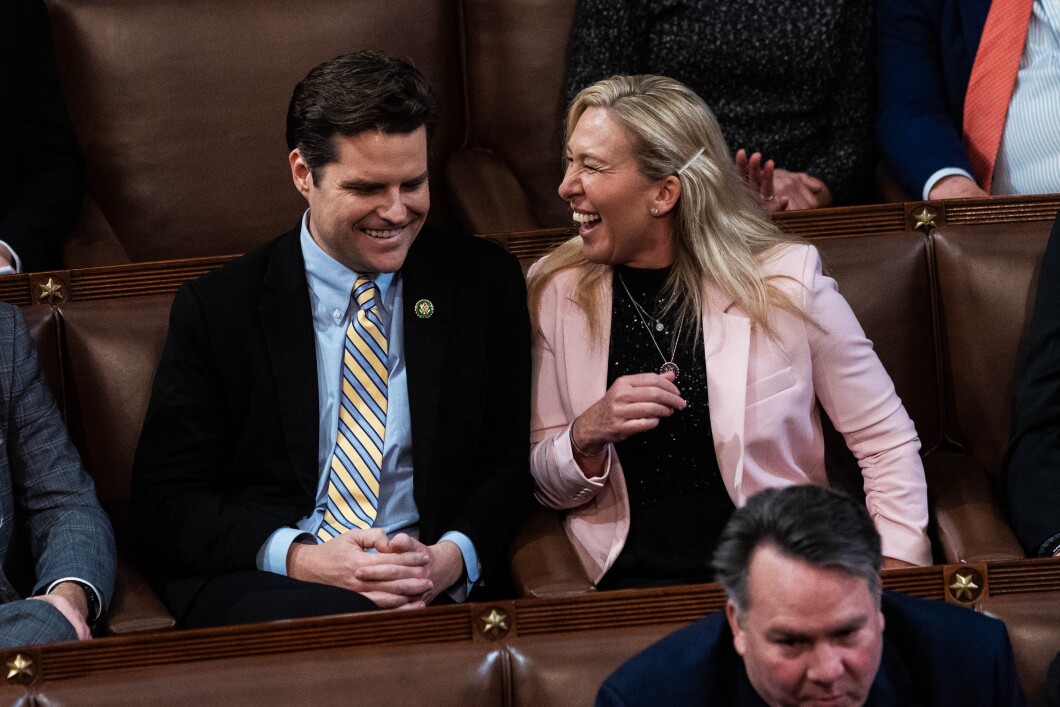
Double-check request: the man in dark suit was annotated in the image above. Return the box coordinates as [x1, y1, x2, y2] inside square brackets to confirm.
[877, 0, 1060, 201]
[1007, 213, 1060, 706]
[0, 0, 84, 272]
[131, 51, 530, 628]
[0, 304, 115, 648]
[597, 486, 1027, 706]
[877, 0, 992, 201]
[1007, 213, 1060, 559]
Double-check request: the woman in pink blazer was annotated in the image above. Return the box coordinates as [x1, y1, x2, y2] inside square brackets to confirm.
[528, 75, 931, 589]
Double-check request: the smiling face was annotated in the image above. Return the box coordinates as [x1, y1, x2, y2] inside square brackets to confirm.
[727, 545, 885, 707]
[558, 107, 675, 268]
[290, 127, 429, 274]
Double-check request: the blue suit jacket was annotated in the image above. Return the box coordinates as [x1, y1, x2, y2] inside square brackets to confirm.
[877, 0, 991, 197]
[0, 304, 115, 648]
[597, 591, 1027, 706]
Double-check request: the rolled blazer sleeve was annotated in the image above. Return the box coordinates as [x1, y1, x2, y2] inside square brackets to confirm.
[798, 247, 932, 565]
[529, 268, 613, 510]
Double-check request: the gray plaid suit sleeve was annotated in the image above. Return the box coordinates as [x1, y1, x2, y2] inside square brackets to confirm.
[0, 303, 116, 645]
[0, 598, 78, 648]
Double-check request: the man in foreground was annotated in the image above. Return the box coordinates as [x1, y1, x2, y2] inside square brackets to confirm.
[597, 485, 1026, 706]
[131, 51, 530, 627]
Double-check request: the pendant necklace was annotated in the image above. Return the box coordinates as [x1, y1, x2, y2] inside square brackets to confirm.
[617, 271, 681, 378]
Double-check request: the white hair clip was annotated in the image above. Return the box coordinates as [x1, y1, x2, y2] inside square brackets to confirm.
[677, 147, 705, 175]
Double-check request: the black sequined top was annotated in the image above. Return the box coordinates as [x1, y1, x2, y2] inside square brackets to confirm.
[598, 265, 735, 590]
[564, 0, 875, 206]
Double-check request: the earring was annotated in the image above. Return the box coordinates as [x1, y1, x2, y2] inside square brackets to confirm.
[651, 207, 660, 216]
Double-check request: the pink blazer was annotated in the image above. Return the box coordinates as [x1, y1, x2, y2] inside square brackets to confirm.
[529, 244, 932, 583]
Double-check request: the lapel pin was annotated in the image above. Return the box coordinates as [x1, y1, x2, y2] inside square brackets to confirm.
[414, 298, 435, 319]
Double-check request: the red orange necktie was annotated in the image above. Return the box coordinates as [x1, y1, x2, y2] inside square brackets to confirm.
[962, 0, 1035, 193]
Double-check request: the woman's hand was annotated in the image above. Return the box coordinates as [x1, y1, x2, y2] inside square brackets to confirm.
[571, 371, 686, 462]
[736, 149, 788, 213]
[735, 150, 833, 212]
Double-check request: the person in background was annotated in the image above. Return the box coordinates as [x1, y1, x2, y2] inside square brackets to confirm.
[0, 0, 84, 272]
[565, 0, 875, 211]
[597, 485, 1027, 706]
[877, 0, 1060, 201]
[0, 303, 115, 648]
[528, 75, 930, 594]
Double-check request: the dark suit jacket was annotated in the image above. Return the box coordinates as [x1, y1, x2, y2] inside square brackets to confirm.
[131, 226, 531, 617]
[597, 590, 1027, 706]
[0, 0, 83, 272]
[0, 304, 115, 648]
[1006, 214, 1060, 557]
[877, 0, 990, 198]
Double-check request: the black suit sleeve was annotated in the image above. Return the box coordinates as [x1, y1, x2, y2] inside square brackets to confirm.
[0, 0, 83, 272]
[438, 247, 532, 593]
[1006, 215, 1060, 557]
[131, 283, 290, 580]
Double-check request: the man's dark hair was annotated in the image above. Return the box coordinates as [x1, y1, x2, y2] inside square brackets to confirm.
[712, 486, 883, 619]
[285, 50, 439, 182]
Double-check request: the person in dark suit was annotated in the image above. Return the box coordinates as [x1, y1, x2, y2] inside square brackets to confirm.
[0, 303, 115, 648]
[130, 51, 531, 628]
[597, 486, 1027, 706]
[877, 0, 1060, 201]
[1007, 213, 1060, 558]
[0, 0, 84, 273]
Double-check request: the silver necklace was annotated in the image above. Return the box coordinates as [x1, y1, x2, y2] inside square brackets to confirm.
[617, 271, 681, 378]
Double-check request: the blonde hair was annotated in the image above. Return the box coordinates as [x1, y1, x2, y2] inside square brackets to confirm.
[528, 74, 805, 342]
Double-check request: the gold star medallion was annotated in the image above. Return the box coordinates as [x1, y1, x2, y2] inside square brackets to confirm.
[37, 277, 65, 304]
[949, 571, 980, 602]
[912, 206, 938, 233]
[479, 608, 510, 639]
[6, 654, 34, 684]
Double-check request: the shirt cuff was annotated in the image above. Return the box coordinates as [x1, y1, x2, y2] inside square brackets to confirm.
[0, 239, 21, 273]
[1039, 532, 1060, 558]
[923, 167, 977, 200]
[440, 530, 480, 603]
[45, 577, 104, 623]
[258, 527, 316, 575]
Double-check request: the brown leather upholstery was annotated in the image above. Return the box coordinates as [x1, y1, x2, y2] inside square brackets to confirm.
[46, 0, 465, 266]
[507, 625, 674, 706]
[58, 296, 173, 542]
[984, 590, 1060, 707]
[22, 305, 62, 416]
[449, 0, 578, 233]
[56, 295, 178, 634]
[934, 221, 1054, 484]
[31, 642, 506, 706]
[814, 231, 941, 450]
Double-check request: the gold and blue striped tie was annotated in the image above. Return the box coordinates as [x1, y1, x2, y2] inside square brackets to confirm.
[318, 277, 388, 541]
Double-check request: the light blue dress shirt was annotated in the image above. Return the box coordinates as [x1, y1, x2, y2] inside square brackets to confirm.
[994, 0, 1060, 195]
[256, 212, 478, 600]
[924, 0, 1060, 197]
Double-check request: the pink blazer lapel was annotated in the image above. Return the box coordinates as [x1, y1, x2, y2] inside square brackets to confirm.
[701, 282, 751, 499]
[560, 269, 612, 417]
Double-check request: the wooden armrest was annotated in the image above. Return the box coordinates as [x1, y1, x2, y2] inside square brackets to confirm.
[510, 505, 595, 598]
[924, 450, 1025, 563]
[444, 147, 539, 235]
[103, 556, 176, 636]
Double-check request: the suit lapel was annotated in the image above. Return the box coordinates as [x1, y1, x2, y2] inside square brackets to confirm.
[259, 230, 319, 496]
[400, 230, 450, 491]
[701, 282, 751, 500]
[570, 270, 611, 414]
